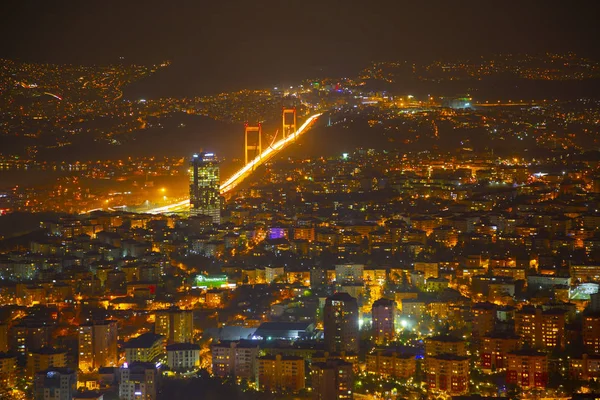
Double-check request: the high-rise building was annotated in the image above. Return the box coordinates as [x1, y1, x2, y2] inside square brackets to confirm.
[471, 302, 497, 339]
[310, 358, 354, 400]
[506, 349, 548, 389]
[425, 335, 467, 357]
[166, 343, 200, 371]
[27, 347, 67, 378]
[365, 350, 416, 379]
[515, 307, 566, 349]
[234, 342, 260, 379]
[154, 308, 194, 344]
[189, 152, 221, 224]
[118, 362, 159, 400]
[34, 368, 77, 400]
[569, 353, 600, 381]
[211, 342, 234, 377]
[425, 334, 469, 396]
[11, 322, 53, 356]
[425, 354, 469, 396]
[371, 298, 396, 344]
[211, 340, 259, 379]
[324, 293, 359, 354]
[583, 312, 600, 355]
[257, 354, 305, 392]
[123, 333, 165, 363]
[78, 320, 118, 372]
[480, 332, 520, 371]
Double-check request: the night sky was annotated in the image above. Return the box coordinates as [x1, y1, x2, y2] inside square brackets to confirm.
[2, 0, 599, 91]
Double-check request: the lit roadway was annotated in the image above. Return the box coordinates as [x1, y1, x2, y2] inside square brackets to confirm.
[145, 112, 322, 214]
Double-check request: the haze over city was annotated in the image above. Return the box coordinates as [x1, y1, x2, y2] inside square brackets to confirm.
[1, 1, 600, 400]
[2, 1, 599, 93]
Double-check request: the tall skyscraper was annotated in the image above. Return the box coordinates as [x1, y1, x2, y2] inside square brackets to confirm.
[78, 320, 118, 372]
[323, 293, 359, 353]
[189, 152, 221, 224]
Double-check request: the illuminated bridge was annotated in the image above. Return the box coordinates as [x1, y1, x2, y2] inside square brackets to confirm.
[145, 111, 322, 214]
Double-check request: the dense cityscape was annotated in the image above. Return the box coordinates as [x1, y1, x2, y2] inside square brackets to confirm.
[2, 2, 600, 400]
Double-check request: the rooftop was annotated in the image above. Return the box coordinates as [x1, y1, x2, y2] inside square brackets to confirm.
[167, 343, 200, 351]
[123, 332, 164, 349]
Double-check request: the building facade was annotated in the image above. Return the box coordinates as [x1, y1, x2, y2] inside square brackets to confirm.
[311, 358, 353, 400]
[78, 320, 118, 372]
[257, 354, 305, 392]
[166, 343, 200, 371]
[506, 349, 548, 389]
[425, 354, 469, 396]
[480, 333, 520, 371]
[515, 307, 566, 349]
[34, 368, 77, 400]
[155, 308, 194, 344]
[323, 293, 359, 353]
[123, 333, 165, 363]
[425, 335, 467, 357]
[0, 352, 17, 389]
[365, 351, 416, 379]
[118, 362, 159, 400]
[27, 347, 67, 378]
[189, 152, 221, 224]
[371, 298, 396, 345]
[211, 341, 259, 379]
[583, 312, 600, 355]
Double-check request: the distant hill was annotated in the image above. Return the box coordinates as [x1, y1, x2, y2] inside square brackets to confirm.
[34, 114, 242, 162]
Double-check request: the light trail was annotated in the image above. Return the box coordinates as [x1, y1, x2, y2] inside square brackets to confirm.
[79, 208, 103, 214]
[144, 113, 321, 214]
[475, 102, 538, 107]
[44, 92, 63, 100]
[220, 113, 321, 194]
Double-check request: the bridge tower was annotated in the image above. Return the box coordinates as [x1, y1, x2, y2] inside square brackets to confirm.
[282, 107, 297, 139]
[244, 123, 262, 165]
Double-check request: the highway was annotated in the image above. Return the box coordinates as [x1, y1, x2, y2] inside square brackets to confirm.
[145, 112, 322, 214]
